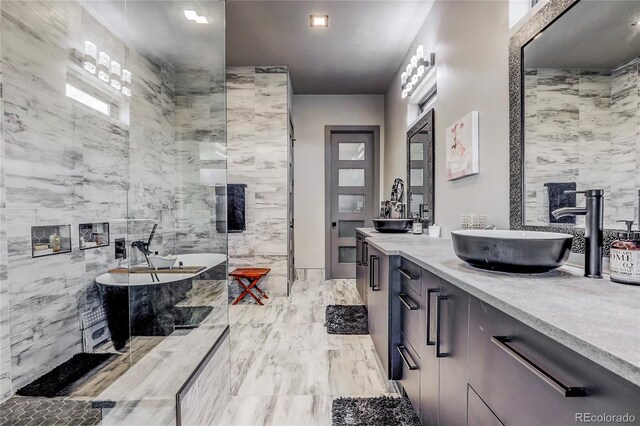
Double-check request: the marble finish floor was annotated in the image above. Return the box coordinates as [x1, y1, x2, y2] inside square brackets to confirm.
[219, 279, 398, 425]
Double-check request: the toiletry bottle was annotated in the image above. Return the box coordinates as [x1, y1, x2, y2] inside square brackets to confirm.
[51, 232, 61, 253]
[610, 220, 640, 286]
[412, 216, 423, 234]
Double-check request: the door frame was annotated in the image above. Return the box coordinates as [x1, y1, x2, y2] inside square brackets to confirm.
[324, 125, 381, 280]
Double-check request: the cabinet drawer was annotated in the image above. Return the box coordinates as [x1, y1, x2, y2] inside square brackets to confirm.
[399, 283, 422, 355]
[469, 297, 640, 426]
[399, 257, 421, 295]
[397, 336, 421, 414]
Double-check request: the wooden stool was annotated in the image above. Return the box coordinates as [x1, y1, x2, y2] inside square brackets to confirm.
[229, 268, 271, 305]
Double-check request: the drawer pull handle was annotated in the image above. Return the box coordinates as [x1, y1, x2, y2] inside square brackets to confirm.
[399, 293, 419, 310]
[491, 336, 586, 397]
[399, 268, 419, 281]
[426, 288, 438, 345]
[362, 242, 369, 266]
[370, 256, 380, 291]
[397, 345, 419, 370]
[435, 295, 448, 358]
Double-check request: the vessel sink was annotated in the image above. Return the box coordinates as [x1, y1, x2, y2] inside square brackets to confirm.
[373, 219, 413, 233]
[451, 230, 574, 273]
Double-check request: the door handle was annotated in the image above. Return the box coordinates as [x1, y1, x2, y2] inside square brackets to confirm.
[426, 288, 438, 345]
[435, 294, 448, 358]
[491, 336, 587, 397]
[332, 222, 337, 228]
[397, 345, 418, 370]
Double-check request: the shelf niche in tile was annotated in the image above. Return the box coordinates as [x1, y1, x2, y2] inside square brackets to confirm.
[31, 225, 72, 258]
[79, 222, 110, 250]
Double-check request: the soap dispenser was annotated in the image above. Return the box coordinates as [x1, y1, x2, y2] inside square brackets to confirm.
[610, 220, 640, 285]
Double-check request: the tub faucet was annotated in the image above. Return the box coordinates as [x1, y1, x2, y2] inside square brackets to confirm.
[552, 189, 604, 278]
[131, 224, 158, 265]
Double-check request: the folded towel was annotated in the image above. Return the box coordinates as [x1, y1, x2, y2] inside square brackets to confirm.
[545, 182, 576, 224]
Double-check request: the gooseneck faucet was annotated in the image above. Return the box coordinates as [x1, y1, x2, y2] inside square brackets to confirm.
[552, 189, 604, 278]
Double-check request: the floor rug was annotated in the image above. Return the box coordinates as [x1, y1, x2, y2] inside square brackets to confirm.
[325, 305, 368, 335]
[16, 353, 115, 398]
[332, 396, 421, 426]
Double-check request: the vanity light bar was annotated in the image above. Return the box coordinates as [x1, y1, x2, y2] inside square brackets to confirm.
[401, 45, 435, 99]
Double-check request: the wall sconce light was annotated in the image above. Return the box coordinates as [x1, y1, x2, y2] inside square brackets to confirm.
[401, 45, 435, 99]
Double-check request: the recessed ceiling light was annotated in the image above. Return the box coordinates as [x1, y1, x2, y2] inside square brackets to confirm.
[310, 15, 329, 28]
[184, 9, 208, 24]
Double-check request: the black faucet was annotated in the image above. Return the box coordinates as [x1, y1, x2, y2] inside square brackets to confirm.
[131, 224, 158, 266]
[552, 189, 604, 278]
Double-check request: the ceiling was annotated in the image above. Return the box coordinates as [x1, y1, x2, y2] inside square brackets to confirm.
[226, 1, 434, 94]
[524, 0, 640, 69]
[80, 0, 226, 68]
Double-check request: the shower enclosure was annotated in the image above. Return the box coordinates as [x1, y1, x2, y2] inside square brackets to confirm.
[0, 0, 229, 423]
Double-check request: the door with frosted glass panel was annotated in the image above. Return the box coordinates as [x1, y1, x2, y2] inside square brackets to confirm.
[330, 132, 374, 279]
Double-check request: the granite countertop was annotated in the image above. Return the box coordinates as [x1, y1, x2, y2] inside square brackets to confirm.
[357, 228, 640, 387]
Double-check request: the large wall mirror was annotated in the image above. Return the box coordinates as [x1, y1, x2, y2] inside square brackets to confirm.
[510, 0, 640, 253]
[407, 109, 435, 223]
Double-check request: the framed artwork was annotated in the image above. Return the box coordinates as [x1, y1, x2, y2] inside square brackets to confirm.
[446, 111, 479, 180]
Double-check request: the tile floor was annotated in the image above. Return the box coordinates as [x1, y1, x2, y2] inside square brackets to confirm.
[219, 279, 398, 425]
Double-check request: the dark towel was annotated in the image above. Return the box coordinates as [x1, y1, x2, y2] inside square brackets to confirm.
[545, 182, 576, 224]
[226, 184, 247, 233]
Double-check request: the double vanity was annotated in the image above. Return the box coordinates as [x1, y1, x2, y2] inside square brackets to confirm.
[355, 228, 640, 426]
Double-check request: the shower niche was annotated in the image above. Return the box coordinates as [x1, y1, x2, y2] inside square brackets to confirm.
[31, 225, 72, 258]
[79, 222, 110, 250]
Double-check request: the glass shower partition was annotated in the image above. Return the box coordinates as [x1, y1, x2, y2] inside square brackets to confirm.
[0, 0, 228, 423]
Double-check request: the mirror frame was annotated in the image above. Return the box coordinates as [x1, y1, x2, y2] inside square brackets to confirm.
[407, 108, 435, 223]
[508, 0, 619, 255]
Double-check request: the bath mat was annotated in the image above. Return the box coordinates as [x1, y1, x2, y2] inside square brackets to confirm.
[325, 305, 368, 335]
[17, 353, 115, 398]
[332, 396, 421, 426]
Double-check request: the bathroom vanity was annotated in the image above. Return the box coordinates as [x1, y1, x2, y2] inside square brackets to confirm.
[356, 228, 640, 426]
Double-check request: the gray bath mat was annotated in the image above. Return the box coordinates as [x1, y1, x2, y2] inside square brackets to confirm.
[325, 305, 368, 335]
[332, 396, 421, 426]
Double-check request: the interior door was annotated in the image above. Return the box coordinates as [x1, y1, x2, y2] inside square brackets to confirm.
[329, 131, 374, 279]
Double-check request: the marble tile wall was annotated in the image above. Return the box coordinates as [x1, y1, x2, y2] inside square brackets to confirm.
[0, 0, 228, 400]
[1, 32, 12, 401]
[175, 67, 227, 256]
[226, 66, 290, 298]
[524, 58, 640, 227]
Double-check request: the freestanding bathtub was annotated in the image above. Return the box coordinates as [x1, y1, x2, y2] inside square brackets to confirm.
[96, 253, 228, 349]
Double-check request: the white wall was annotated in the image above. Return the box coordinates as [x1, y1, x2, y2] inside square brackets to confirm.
[384, 0, 511, 236]
[293, 95, 385, 270]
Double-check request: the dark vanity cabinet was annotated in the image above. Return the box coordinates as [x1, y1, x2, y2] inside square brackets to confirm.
[366, 245, 399, 379]
[355, 230, 369, 305]
[419, 270, 440, 426]
[395, 258, 423, 412]
[468, 297, 640, 426]
[360, 244, 640, 426]
[435, 279, 469, 426]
